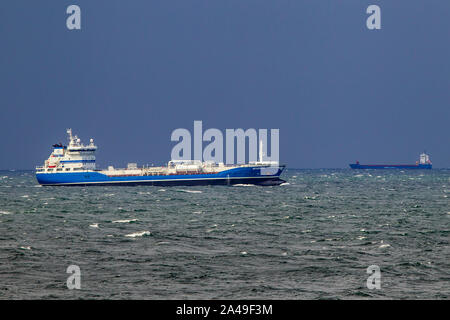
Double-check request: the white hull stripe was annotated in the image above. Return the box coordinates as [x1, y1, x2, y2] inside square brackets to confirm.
[41, 175, 277, 186]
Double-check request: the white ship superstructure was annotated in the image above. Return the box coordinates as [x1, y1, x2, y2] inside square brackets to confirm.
[419, 152, 431, 165]
[36, 129, 97, 173]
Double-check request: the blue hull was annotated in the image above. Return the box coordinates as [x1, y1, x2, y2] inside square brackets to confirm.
[36, 166, 286, 186]
[349, 164, 432, 169]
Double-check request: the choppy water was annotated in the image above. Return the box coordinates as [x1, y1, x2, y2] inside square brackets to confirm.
[0, 169, 449, 299]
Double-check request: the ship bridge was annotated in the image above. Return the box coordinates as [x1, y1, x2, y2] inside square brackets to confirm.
[36, 129, 97, 173]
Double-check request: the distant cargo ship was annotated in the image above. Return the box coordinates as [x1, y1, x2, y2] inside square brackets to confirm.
[35, 129, 286, 186]
[349, 153, 432, 169]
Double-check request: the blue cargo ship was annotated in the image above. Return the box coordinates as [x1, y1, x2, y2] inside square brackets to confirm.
[349, 153, 432, 169]
[35, 129, 286, 186]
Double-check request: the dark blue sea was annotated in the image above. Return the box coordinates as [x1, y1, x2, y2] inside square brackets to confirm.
[0, 169, 449, 299]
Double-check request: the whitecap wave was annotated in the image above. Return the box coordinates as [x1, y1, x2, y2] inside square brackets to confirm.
[112, 218, 138, 223]
[125, 231, 151, 238]
[379, 240, 391, 248]
[177, 189, 202, 193]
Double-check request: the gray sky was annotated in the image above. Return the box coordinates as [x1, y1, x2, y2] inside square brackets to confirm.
[1, 0, 449, 169]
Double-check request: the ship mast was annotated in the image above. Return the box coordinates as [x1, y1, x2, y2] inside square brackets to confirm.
[67, 128, 73, 144]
